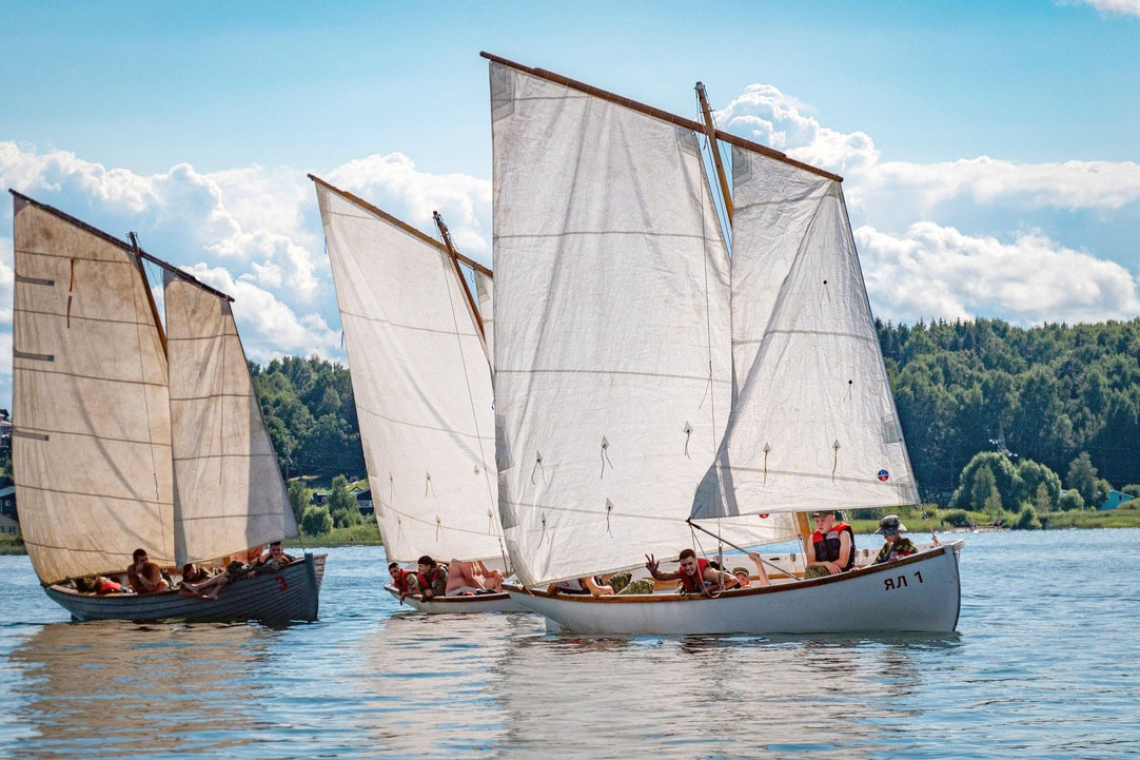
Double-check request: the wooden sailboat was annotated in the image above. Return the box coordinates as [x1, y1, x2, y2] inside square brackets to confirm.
[483, 53, 963, 635]
[10, 191, 325, 623]
[309, 176, 524, 614]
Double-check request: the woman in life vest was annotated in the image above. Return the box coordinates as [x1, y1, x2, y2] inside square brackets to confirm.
[645, 548, 740, 596]
[804, 509, 856, 579]
[415, 556, 448, 601]
[389, 562, 419, 603]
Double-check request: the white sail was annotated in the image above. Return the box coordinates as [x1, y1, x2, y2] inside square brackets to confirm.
[11, 196, 175, 583]
[474, 269, 494, 359]
[489, 62, 796, 587]
[691, 147, 918, 522]
[315, 182, 503, 564]
[164, 274, 298, 565]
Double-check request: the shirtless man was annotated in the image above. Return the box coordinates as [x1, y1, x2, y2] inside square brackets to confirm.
[446, 560, 504, 595]
[127, 548, 169, 594]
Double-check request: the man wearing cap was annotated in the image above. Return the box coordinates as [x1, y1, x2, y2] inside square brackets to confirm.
[873, 515, 917, 564]
[803, 510, 855, 580]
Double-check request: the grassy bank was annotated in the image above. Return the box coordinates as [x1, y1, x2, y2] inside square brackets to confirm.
[284, 521, 382, 549]
[0, 534, 25, 555]
[848, 504, 1140, 533]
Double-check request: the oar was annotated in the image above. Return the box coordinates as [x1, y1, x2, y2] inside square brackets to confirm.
[685, 518, 790, 575]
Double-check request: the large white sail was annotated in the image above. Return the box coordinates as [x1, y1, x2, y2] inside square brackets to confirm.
[11, 195, 176, 583]
[489, 62, 795, 587]
[474, 270, 494, 359]
[315, 182, 504, 564]
[691, 147, 918, 522]
[165, 274, 298, 565]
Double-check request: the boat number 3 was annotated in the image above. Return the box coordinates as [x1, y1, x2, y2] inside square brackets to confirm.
[883, 570, 923, 591]
[276, 576, 288, 592]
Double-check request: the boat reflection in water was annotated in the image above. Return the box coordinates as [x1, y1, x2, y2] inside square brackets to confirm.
[8, 622, 273, 758]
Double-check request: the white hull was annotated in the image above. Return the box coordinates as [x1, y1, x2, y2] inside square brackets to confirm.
[384, 583, 528, 614]
[507, 544, 962, 636]
[45, 554, 326, 624]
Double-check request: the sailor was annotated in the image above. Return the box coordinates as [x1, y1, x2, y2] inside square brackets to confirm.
[415, 556, 449, 600]
[873, 515, 917, 564]
[548, 575, 614, 596]
[803, 510, 855, 579]
[127, 548, 170, 594]
[389, 562, 419, 602]
[645, 548, 739, 596]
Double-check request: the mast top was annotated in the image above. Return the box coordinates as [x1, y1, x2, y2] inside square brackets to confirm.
[479, 52, 843, 183]
[9, 189, 235, 302]
[308, 175, 493, 279]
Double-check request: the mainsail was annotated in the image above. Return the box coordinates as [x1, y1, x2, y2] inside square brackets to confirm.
[11, 194, 175, 583]
[165, 273, 299, 566]
[488, 58, 796, 587]
[474, 270, 494, 358]
[313, 179, 504, 565]
[691, 146, 919, 521]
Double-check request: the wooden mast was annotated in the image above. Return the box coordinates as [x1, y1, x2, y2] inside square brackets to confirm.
[696, 82, 733, 225]
[129, 232, 168, 357]
[433, 211, 486, 341]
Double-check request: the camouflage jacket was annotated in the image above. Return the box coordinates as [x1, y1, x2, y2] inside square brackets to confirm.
[874, 537, 917, 564]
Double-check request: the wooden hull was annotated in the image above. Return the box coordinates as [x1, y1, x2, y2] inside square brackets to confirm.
[506, 544, 963, 636]
[45, 554, 326, 624]
[384, 583, 528, 614]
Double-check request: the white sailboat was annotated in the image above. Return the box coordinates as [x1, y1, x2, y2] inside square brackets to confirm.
[483, 53, 962, 635]
[11, 191, 325, 623]
[310, 176, 523, 613]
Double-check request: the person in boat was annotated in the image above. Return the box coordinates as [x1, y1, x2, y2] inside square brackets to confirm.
[803, 510, 856, 579]
[732, 552, 772, 588]
[416, 556, 449, 601]
[548, 575, 614, 596]
[76, 574, 123, 595]
[446, 559, 504, 595]
[178, 563, 218, 597]
[873, 515, 917, 564]
[127, 549, 170, 594]
[604, 571, 657, 595]
[645, 548, 739, 596]
[252, 542, 295, 574]
[389, 562, 419, 602]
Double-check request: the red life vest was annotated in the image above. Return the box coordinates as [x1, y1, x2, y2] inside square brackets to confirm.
[678, 558, 710, 592]
[393, 568, 415, 593]
[416, 566, 445, 592]
[97, 579, 122, 595]
[811, 522, 856, 571]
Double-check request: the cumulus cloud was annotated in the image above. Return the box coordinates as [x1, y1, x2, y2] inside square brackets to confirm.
[857, 222, 1140, 324]
[1081, 0, 1140, 17]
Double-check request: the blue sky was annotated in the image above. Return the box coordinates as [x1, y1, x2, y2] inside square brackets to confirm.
[1, 0, 1139, 406]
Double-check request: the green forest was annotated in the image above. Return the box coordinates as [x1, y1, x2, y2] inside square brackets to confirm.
[246, 317, 1140, 529]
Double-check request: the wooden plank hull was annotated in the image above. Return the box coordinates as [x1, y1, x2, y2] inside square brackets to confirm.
[384, 583, 528, 614]
[505, 544, 963, 636]
[44, 554, 326, 624]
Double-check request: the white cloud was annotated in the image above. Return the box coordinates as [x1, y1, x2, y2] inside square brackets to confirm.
[858, 222, 1140, 324]
[1082, 0, 1140, 17]
[326, 152, 492, 258]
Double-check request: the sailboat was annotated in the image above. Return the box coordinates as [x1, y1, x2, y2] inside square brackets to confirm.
[310, 176, 523, 613]
[10, 191, 325, 623]
[483, 53, 962, 635]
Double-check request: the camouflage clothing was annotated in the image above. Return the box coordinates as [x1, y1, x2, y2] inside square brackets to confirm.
[874, 537, 917, 564]
[803, 565, 832, 580]
[606, 571, 656, 596]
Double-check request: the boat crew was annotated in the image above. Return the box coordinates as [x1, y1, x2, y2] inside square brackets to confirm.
[873, 515, 917, 564]
[645, 548, 739, 596]
[804, 510, 855, 579]
[416, 556, 448, 600]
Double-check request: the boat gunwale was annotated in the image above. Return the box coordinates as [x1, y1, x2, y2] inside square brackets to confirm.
[382, 582, 513, 605]
[505, 543, 961, 604]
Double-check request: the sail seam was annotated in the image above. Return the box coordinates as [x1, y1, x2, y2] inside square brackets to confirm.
[14, 247, 133, 265]
[176, 512, 289, 521]
[715, 463, 912, 488]
[170, 392, 254, 402]
[342, 309, 480, 337]
[166, 333, 239, 341]
[18, 483, 173, 505]
[12, 366, 166, 388]
[496, 368, 729, 383]
[735, 329, 877, 345]
[13, 426, 173, 447]
[13, 307, 158, 328]
[358, 406, 493, 440]
[494, 231, 719, 242]
[172, 453, 275, 461]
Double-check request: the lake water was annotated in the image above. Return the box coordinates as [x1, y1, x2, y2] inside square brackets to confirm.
[0, 530, 1137, 759]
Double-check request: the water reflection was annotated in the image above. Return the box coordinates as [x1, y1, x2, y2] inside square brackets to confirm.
[8, 622, 274, 758]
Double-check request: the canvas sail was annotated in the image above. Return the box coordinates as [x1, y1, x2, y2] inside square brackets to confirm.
[315, 182, 504, 564]
[11, 195, 175, 583]
[164, 274, 298, 565]
[474, 269, 494, 359]
[691, 147, 918, 522]
[489, 62, 796, 587]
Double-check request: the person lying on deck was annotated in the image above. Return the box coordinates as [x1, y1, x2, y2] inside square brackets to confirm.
[645, 548, 739, 596]
[178, 563, 218, 597]
[548, 576, 614, 596]
[76, 574, 123, 595]
[804, 510, 855, 579]
[127, 549, 170, 594]
[415, 556, 448, 601]
[389, 562, 419, 603]
[446, 560, 504, 596]
[181, 547, 264, 600]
